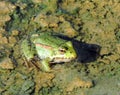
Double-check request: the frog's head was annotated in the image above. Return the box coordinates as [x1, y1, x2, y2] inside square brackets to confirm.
[52, 41, 77, 63]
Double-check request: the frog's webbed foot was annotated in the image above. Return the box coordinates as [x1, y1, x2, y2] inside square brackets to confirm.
[30, 59, 41, 70]
[22, 57, 41, 71]
[22, 57, 30, 67]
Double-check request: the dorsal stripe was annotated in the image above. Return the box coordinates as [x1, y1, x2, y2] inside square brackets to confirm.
[35, 43, 53, 50]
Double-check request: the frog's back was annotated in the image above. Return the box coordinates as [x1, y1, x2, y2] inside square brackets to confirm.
[31, 32, 66, 48]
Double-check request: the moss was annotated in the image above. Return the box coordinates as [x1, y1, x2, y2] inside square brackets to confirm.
[0, 0, 120, 95]
[40, 0, 58, 14]
[9, 0, 33, 4]
[115, 29, 120, 43]
[19, 80, 35, 95]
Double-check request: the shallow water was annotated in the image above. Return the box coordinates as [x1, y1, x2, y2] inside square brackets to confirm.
[0, 0, 120, 95]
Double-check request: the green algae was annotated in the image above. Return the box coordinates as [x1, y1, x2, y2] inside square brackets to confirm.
[0, 68, 35, 95]
[0, 0, 120, 95]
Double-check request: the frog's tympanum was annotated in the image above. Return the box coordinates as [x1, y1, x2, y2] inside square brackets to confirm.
[21, 32, 77, 72]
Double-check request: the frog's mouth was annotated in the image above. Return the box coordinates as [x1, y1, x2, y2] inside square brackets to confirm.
[51, 57, 75, 63]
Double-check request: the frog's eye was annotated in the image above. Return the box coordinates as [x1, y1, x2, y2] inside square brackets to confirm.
[59, 48, 66, 53]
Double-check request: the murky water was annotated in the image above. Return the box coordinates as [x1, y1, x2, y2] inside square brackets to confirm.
[0, 0, 120, 95]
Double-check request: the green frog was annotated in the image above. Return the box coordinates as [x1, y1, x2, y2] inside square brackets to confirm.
[21, 32, 77, 72]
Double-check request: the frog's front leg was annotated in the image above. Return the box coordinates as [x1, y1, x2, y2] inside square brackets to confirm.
[41, 58, 51, 72]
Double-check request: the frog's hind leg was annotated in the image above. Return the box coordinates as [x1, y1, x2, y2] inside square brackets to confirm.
[22, 57, 40, 71]
[22, 57, 30, 68]
[30, 58, 41, 70]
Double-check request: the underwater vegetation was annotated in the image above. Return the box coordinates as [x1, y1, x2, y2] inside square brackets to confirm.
[0, 0, 120, 95]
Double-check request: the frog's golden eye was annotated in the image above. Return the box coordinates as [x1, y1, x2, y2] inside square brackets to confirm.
[59, 48, 66, 53]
